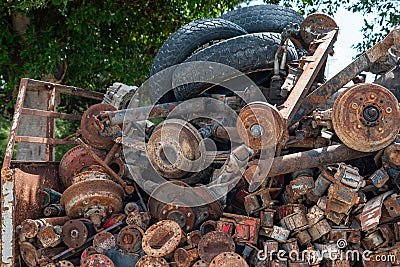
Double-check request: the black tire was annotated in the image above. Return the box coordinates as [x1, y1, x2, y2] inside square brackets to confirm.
[172, 32, 298, 101]
[149, 18, 248, 104]
[219, 4, 303, 33]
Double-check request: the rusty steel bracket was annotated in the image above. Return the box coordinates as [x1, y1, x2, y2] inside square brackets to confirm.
[279, 29, 338, 125]
[293, 27, 400, 124]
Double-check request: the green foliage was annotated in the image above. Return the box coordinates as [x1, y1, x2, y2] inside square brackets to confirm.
[0, 0, 243, 117]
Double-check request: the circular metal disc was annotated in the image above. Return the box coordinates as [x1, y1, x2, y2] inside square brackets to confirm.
[198, 231, 235, 263]
[142, 220, 182, 257]
[236, 102, 284, 150]
[60, 179, 124, 218]
[300, 13, 338, 45]
[135, 255, 168, 267]
[209, 252, 249, 267]
[93, 231, 116, 253]
[159, 202, 195, 232]
[332, 83, 400, 152]
[59, 146, 107, 187]
[62, 219, 89, 248]
[81, 254, 115, 267]
[81, 103, 118, 149]
[147, 119, 204, 179]
[117, 225, 144, 253]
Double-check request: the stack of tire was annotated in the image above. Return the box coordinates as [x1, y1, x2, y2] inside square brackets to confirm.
[149, 4, 304, 104]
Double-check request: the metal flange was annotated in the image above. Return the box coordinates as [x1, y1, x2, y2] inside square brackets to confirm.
[237, 102, 285, 150]
[62, 219, 90, 248]
[147, 118, 205, 179]
[142, 220, 182, 257]
[332, 83, 400, 152]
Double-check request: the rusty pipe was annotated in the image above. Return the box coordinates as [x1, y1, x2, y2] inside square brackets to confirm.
[265, 144, 371, 178]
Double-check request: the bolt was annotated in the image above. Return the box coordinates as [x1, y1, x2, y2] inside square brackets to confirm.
[357, 125, 362, 129]
[363, 106, 379, 123]
[378, 127, 383, 132]
[70, 229, 79, 239]
[162, 210, 167, 215]
[351, 103, 358, 109]
[386, 107, 392, 114]
[187, 212, 191, 217]
[250, 125, 263, 138]
[370, 94, 375, 99]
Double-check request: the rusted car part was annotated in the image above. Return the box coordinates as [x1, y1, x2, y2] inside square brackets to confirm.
[93, 231, 116, 253]
[148, 181, 223, 232]
[142, 220, 182, 257]
[20, 216, 69, 239]
[102, 82, 138, 110]
[62, 219, 93, 248]
[59, 146, 107, 187]
[75, 138, 134, 194]
[361, 191, 394, 231]
[135, 255, 169, 267]
[236, 101, 285, 149]
[147, 119, 205, 179]
[198, 231, 235, 263]
[80, 103, 120, 150]
[174, 247, 199, 267]
[300, 13, 338, 45]
[209, 252, 249, 267]
[60, 174, 124, 227]
[217, 213, 260, 245]
[116, 225, 144, 253]
[293, 27, 400, 123]
[332, 83, 400, 152]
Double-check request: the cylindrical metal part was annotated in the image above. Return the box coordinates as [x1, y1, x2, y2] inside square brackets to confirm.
[93, 231, 116, 253]
[265, 144, 371, 178]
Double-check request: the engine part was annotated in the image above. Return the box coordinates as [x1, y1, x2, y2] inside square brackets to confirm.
[300, 13, 338, 45]
[236, 101, 284, 149]
[198, 231, 235, 263]
[332, 83, 400, 152]
[174, 247, 199, 267]
[37, 225, 62, 248]
[187, 230, 202, 248]
[117, 225, 144, 253]
[148, 181, 223, 232]
[262, 226, 290, 242]
[369, 168, 390, 188]
[147, 118, 205, 179]
[62, 219, 92, 248]
[93, 231, 116, 253]
[20, 216, 69, 239]
[284, 175, 314, 203]
[217, 213, 260, 245]
[281, 210, 308, 231]
[306, 205, 324, 225]
[244, 188, 274, 215]
[383, 194, 400, 219]
[326, 182, 360, 225]
[59, 145, 107, 187]
[334, 163, 364, 189]
[200, 220, 217, 236]
[260, 209, 275, 228]
[60, 177, 124, 227]
[294, 228, 312, 246]
[209, 252, 249, 267]
[307, 219, 331, 241]
[135, 255, 168, 267]
[80, 253, 115, 267]
[142, 220, 182, 257]
[80, 103, 120, 149]
[102, 82, 138, 110]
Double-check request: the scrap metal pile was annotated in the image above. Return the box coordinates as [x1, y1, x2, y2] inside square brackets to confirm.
[13, 5, 400, 267]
